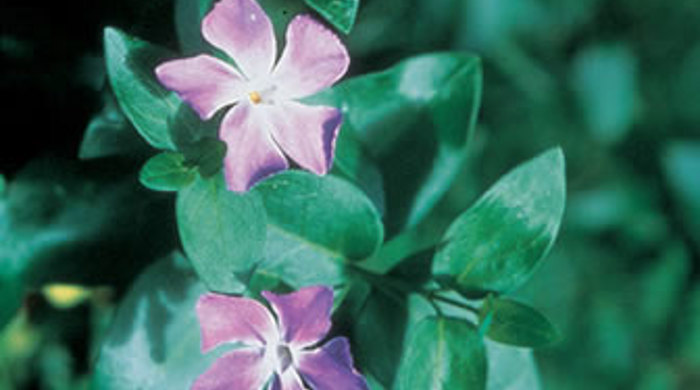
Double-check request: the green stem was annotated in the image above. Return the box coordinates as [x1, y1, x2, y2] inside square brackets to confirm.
[349, 266, 480, 316]
[356, 226, 443, 274]
[428, 292, 480, 315]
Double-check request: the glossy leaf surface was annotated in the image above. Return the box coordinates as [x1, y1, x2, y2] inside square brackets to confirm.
[254, 171, 384, 288]
[432, 148, 566, 297]
[104, 27, 179, 150]
[480, 297, 559, 348]
[176, 175, 267, 293]
[395, 316, 487, 390]
[317, 52, 482, 232]
[304, 0, 359, 34]
[139, 152, 196, 192]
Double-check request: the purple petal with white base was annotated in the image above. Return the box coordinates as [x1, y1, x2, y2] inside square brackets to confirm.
[197, 293, 277, 352]
[262, 286, 333, 348]
[155, 55, 245, 120]
[192, 348, 271, 390]
[265, 102, 341, 175]
[273, 15, 350, 99]
[219, 104, 289, 192]
[202, 0, 277, 79]
[297, 337, 369, 390]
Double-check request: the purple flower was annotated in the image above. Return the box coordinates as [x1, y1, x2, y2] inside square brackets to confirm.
[193, 286, 368, 390]
[156, 0, 349, 192]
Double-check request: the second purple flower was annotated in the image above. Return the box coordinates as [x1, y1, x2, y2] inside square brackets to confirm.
[193, 286, 368, 390]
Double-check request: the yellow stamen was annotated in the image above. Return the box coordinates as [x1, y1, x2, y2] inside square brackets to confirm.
[249, 91, 262, 104]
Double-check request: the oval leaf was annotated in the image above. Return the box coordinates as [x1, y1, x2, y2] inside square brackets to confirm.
[139, 152, 196, 192]
[480, 298, 559, 348]
[396, 316, 487, 390]
[104, 27, 178, 150]
[176, 175, 267, 293]
[432, 147, 566, 297]
[253, 171, 384, 288]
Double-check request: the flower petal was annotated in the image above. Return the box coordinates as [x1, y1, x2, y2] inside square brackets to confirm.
[266, 102, 341, 175]
[272, 15, 349, 99]
[261, 286, 333, 348]
[197, 293, 278, 352]
[269, 369, 305, 390]
[296, 337, 368, 390]
[155, 55, 245, 120]
[192, 348, 272, 390]
[219, 104, 289, 192]
[202, 0, 277, 80]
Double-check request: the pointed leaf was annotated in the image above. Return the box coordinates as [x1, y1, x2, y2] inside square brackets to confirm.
[480, 297, 559, 348]
[432, 148, 566, 297]
[104, 27, 178, 150]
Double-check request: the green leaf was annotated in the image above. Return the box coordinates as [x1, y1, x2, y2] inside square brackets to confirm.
[175, 0, 215, 55]
[480, 297, 559, 348]
[663, 141, 700, 249]
[395, 316, 487, 390]
[572, 44, 638, 145]
[0, 277, 22, 329]
[675, 285, 700, 367]
[78, 91, 150, 160]
[176, 174, 267, 293]
[254, 171, 384, 288]
[331, 124, 385, 215]
[139, 152, 196, 192]
[432, 147, 566, 297]
[93, 253, 218, 389]
[353, 289, 408, 387]
[318, 52, 482, 231]
[179, 137, 227, 178]
[304, 0, 359, 34]
[486, 340, 541, 390]
[104, 27, 178, 150]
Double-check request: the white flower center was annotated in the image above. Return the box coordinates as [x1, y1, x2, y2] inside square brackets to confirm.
[275, 344, 294, 373]
[243, 79, 277, 105]
[263, 339, 298, 375]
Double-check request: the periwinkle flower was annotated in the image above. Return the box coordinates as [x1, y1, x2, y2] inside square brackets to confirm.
[193, 286, 368, 390]
[156, 0, 349, 192]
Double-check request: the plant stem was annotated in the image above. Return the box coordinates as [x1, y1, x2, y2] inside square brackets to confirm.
[427, 292, 480, 315]
[349, 266, 480, 316]
[356, 226, 443, 274]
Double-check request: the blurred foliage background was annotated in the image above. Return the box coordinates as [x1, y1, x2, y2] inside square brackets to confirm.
[2, 0, 700, 389]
